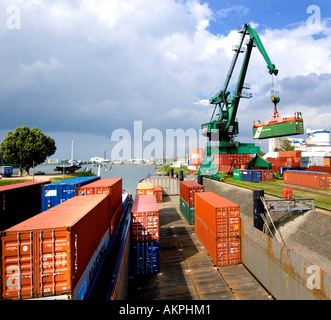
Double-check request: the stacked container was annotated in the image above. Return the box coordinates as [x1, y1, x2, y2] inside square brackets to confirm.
[1, 194, 110, 300]
[153, 185, 163, 203]
[214, 154, 252, 172]
[136, 182, 154, 196]
[179, 181, 204, 225]
[195, 192, 241, 266]
[76, 178, 123, 235]
[0, 181, 50, 231]
[41, 176, 100, 211]
[130, 195, 159, 274]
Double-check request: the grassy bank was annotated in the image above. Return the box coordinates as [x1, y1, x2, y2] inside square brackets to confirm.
[0, 171, 97, 186]
[157, 164, 198, 176]
[222, 174, 331, 211]
[49, 171, 97, 183]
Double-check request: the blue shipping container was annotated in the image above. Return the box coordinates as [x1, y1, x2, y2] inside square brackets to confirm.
[241, 170, 262, 183]
[0, 166, 13, 177]
[41, 176, 100, 211]
[131, 241, 159, 275]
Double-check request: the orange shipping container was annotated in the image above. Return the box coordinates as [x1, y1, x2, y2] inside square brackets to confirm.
[1, 194, 110, 300]
[77, 178, 123, 227]
[136, 182, 154, 196]
[195, 216, 241, 266]
[278, 150, 302, 158]
[195, 192, 240, 238]
[284, 170, 331, 189]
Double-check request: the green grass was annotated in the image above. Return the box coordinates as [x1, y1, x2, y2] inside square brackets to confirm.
[0, 179, 32, 186]
[223, 174, 331, 211]
[49, 171, 97, 183]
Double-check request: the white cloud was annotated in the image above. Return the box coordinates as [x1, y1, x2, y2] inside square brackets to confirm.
[217, 5, 249, 18]
[0, 1, 331, 158]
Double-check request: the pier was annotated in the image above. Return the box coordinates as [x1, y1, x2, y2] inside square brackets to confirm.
[128, 195, 272, 300]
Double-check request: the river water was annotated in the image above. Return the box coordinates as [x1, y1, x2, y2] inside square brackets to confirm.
[27, 164, 157, 196]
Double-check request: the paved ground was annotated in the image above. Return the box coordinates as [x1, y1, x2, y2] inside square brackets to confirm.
[128, 195, 273, 300]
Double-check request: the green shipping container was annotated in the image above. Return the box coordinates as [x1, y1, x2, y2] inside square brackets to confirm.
[180, 196, 195, 225]
[233, 169, 243, 180]
[253, 119, 304, 140]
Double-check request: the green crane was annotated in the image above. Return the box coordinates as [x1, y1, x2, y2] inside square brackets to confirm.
[199, 24, 278, 179]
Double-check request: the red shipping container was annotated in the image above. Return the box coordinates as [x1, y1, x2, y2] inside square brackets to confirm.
[195, 192, 240, 238]
[1, 194, 110, 300]
[153, 185, 163, 203]
[307, 166, 331, 174]
[260, 170, 274, 182]
[284, 170, 331, 189]
[180, 181, 204, 207]
[195, 216, 241, 266]
[131, 196, 159, 241]
[77, 178, 122, 222]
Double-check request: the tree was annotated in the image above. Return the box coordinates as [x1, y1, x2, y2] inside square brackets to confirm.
[0, 126, 56, 175]
[274, 139, 295, 152]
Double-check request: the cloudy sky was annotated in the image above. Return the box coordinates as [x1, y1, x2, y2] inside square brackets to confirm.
[1, 0, 331, 160]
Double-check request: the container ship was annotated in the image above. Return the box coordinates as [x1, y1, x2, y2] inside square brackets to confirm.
[1, 172, 331, 300]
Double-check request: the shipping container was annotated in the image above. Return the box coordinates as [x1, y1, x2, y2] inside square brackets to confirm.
[136, 182, 154, 196]
[41, 176, 100, 211]
[241, 170, 262, 183]
[195, 192, 240, 238]
[0, 166, 13, 177]
[253, 119, 304, 139]
[278, 150, 302, 158]
[77, 178, 123, 228]
[284, 170, 331, 189]
[300, 157, 310, 168]
[233, 169, 244, 180]
[324, 157, 331, 166]
[260, 170, 274, 182]
[179, 196, 195, 225]
[130, 241, 159, 275]
[153, 185, 163, 203]
[307, 166, 331, 174]
[131, 196, 159, 242]
[179, 181, 204, 207]
[0, 181, 50, 231]
[1, 194, 110, 300]
[195, 216, 241, 266]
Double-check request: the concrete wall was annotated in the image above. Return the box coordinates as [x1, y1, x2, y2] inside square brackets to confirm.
[241, 215, 331, 300]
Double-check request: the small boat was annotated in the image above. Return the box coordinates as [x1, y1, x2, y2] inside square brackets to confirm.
[54, 165, 81, 172]
[54, 140, 81, 173]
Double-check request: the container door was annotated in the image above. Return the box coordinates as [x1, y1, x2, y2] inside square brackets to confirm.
[35, 230, 71, 298]
[2, 232, 34, 299]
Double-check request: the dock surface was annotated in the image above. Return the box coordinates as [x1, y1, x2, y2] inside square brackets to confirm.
[128, 195, 272, 300]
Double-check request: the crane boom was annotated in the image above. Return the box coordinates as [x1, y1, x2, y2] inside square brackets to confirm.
[202, 24, 278, 154]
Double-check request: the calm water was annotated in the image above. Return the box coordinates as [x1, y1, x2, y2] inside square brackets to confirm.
[32, 164, 156, 196]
